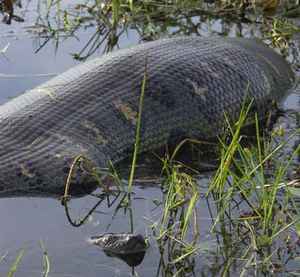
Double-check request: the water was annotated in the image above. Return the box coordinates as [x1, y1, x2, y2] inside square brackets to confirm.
[0, 2, 149, 276]
[0, 189, 160, 276]
[0, 1, 299, 276]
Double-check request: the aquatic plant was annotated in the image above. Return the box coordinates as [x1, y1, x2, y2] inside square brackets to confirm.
[4, 0, 299, 59]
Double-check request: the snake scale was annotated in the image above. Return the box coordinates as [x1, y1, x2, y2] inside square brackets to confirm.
[0, 36, 294, 197]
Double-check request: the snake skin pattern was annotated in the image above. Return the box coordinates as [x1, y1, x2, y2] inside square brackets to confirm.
[0, 37, 294, 197]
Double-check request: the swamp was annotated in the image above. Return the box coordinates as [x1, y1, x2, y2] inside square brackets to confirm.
[0, 0, 300, 276]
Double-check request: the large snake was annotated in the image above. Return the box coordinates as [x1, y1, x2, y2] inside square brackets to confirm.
[0, 36, 294, 197]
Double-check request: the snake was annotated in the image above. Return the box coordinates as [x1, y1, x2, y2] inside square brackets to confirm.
[0, 36, 294, 198]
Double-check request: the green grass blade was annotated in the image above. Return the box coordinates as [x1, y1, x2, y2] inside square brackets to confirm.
[7, 249, 25, 277]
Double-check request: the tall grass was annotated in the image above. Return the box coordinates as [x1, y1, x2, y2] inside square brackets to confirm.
[127, 61, 148, 195]
[149, 97, 300, 275]
[205, 103, 300, 274]
[7, 249, 25, 277]
[21, 0, 300, 59]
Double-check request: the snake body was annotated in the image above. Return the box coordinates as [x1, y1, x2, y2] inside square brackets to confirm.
[0, 37, 294, 197]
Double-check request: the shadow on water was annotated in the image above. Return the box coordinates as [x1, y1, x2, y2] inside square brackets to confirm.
[0, 0, 300, 276]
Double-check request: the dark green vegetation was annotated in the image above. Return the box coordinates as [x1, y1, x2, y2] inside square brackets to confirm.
[1, 0, 300, 59]
[0, 0, 300, 276]
[43, 0, 300, 59]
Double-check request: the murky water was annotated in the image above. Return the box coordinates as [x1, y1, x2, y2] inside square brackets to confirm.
[0, 7, 150, 277]
[0, 1, 299, 276]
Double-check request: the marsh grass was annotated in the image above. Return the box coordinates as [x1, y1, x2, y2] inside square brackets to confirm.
[127, 60, 148, 196]
[265, 17, 300, 52]
[205, 106, 300, 274]
[15, 0, 299, 60]
[4, 242, 50, 277]
[146, 142, 201, 275]
[145, 99, 300, 275]
[40, 240, 50, 277]
[7, 249, 25, 277]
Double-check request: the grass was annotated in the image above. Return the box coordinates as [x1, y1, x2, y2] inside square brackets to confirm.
[7, 249, 25, 277]
[7, 0, 298, 60]
[127, 59, 148, 196]
[206, 111, 300, 274]
[151, 157, 201, 276]
[142, 99, 300, 275]
[4, 242, 50, 277]
[40, 240, 50, 277]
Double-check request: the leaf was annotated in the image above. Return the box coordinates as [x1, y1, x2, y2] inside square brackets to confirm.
[295, 223, 300, 237]
[288, 187, 300, 198]
[7, 249, 25, 277]
[0, 43, 10, 54]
